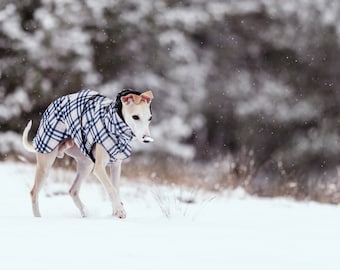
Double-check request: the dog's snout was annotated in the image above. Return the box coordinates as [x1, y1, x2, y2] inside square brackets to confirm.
[142, 135, 154, 143]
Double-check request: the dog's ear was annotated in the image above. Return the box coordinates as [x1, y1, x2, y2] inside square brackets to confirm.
[121, 94, 142, 105]
[121, 91, 153, 105]
[140, 90, 154, 104]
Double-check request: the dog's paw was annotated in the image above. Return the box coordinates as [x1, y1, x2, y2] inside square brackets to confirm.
[113, 203, 126, 219]
[80, 208, 88, 218]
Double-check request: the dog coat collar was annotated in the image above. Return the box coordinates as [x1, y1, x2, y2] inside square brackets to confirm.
[33, 89, 135, 163]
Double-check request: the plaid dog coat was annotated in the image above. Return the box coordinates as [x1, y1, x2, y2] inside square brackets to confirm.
[33, 89, 134, 163]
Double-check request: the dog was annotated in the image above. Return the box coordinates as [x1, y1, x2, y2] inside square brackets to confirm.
[22, 89, 154, 218]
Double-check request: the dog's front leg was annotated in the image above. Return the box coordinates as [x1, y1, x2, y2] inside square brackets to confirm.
[92, 144, 126, 219]
[110, 160, 122, 194]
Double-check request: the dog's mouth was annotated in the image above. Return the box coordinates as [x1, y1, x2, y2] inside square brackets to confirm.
[142, 135, 154, 143]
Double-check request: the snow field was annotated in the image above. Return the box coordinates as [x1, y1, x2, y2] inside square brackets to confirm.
[0, 161, 339, 270]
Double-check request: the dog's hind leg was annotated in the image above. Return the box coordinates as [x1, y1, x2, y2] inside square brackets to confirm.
[31, 150, 58, 217]
[66, 146, 93, 218]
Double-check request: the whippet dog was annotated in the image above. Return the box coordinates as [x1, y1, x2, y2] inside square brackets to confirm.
[22, 89, 154, 218]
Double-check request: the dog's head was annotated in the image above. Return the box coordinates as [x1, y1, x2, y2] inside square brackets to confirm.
[117, 89, 154, 143]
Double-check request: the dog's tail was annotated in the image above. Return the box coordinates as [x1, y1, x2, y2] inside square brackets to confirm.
[22, 120, 36, 153]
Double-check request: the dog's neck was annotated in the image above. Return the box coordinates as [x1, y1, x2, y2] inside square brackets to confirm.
[105, 104, 135, 139]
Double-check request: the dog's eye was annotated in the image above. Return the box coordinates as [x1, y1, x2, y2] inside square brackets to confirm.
[132, 115, 140, 120]
[149, 116, 152, 121]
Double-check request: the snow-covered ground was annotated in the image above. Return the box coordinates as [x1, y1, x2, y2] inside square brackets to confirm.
[0, 161, 339, 270]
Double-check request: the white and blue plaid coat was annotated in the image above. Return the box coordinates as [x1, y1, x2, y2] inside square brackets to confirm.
[33, 89, 134, 163]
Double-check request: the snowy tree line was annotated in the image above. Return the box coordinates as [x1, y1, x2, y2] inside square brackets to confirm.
[1, 0, 340, 185]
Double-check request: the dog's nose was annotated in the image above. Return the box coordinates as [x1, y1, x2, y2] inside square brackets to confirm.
[142, 135, 154, 143]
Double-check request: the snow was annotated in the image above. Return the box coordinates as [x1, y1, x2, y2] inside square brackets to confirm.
[0, 161, 339, 270]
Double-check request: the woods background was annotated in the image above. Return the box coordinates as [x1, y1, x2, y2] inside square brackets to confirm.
[1, 0, 340, 202]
